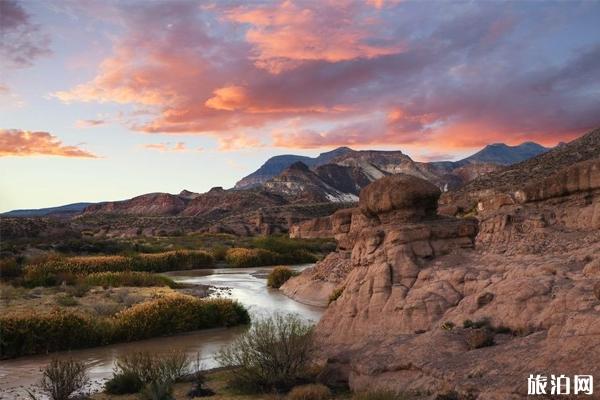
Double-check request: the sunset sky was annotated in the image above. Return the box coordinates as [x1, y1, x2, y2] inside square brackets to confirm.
[1, 0, 600, 212]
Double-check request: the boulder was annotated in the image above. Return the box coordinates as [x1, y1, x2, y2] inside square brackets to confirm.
[359, 174, 441, 221]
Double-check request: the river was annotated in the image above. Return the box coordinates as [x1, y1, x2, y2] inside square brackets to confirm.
[0, 264, 323, 399]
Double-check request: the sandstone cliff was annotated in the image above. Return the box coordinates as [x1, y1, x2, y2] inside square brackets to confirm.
[283, 157, 600, 398]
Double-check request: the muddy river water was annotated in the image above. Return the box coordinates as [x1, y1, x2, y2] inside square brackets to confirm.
[0, 264, 323, 399]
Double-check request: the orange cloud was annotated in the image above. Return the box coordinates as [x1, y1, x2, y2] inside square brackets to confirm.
[227, 0, 404, 73]
[142, 142, 190, 152]
[205, 86, 249, 111]
[0, 129, 98, 158]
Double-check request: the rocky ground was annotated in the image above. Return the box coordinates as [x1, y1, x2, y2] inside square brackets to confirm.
[281, 128, 600, 399]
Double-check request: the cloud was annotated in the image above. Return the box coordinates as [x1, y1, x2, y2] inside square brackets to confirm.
[51, 1, 600, 151]
[142, 141, 190, 152]
[0, 0, 50, 68]
[75, 119, 105, 128]
[226, 0, 404, 73]
[0, 129, 98, 158]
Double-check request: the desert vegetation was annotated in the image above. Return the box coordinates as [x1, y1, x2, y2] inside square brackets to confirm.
[20, 250, 214, 287]
[29, 358, 89, 400]
[0, 295, 249, 359]
[267, 266, 299, 288]
[217, 314, 314, 393]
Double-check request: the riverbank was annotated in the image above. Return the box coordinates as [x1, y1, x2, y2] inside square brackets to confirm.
[0, 265, 324, 396]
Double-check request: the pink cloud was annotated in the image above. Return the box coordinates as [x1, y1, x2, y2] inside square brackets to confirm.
[0, 129, 98, 158]
[142, 141, 191, 152]
[50, 1, 600, 152]
[226, 0, 404, 73]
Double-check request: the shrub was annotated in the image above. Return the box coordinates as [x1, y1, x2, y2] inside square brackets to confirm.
[37, 359, 89, 400]
[440, 321, 455, 331]
[83, 271, 178, 288]
[0, 257, 22, 279]
[267, 267, 299, 288]
[104, 371, 143, 394]
[225, 248, 278, 268]
[65, 283, 90, 297]
[252, 236, 333, 255]
[328, 287, 344, 304]
[22, 251, 214, 286]
[0, 297, 249, 359]
[55, 294, 78, 307]
[211, 245, 228, 262]
[140, 380, 174, 400]
[352, 390, 411, 400]
[217, 314, 314, 393]
[113, 351, 189, 386]
[0, 310, 110, 358]
[288, 384, 331, 400]
[114, 296, 249, 341]
[187, 370, 215, 398]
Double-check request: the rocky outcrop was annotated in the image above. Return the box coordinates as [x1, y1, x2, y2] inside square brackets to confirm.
[283, 174, 477, 310]
[308, 147, 600, 398]
[289, 216, 333, 239]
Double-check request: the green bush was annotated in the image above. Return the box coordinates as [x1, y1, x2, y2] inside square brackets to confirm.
[36, 359, 89, 400]
[288, 384, 331, 400]
[267, 267, 299, 288]
[83, 271, 177, 288]
[0, 297, 249, 359]
[104, 371, 143, 394]
[225, 248, 278, 267]
[217, 314, 314, 393]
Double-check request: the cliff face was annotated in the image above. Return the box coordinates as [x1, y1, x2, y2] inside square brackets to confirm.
[285, 160, 600, 398]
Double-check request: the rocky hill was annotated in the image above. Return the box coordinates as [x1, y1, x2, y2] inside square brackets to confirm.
[460, 141, 549, 165]
[1, 202, 92, 218]
[440, 126, 600, 215]
[282, 142, 600, 398]
[235, 141, 546, 191]
[234, 147, 353, 189]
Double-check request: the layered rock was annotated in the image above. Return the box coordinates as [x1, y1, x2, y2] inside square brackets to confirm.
[308, 159, 600, 398]
[282, 174, 477, 308]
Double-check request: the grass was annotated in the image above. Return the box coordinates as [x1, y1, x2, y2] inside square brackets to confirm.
[0, 295, 249, 359]
[22, 250, 213, 286]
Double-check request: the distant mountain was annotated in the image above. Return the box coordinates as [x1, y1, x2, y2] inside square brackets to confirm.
[264, 161, 359, 203]
[460, 142, 549, 165]
[1, 203, 93, 218]
[234, 147, 354, 189]
[448, 128, 600, 198]
[2, 141, 550, 220]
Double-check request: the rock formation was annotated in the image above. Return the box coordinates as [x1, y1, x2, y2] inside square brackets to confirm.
[282, 144, 600, 398]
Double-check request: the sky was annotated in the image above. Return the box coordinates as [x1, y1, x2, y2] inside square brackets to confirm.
[1, 0, 600, 212]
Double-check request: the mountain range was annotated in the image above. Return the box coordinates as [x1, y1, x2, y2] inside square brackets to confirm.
[2, 141, 549, 219]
